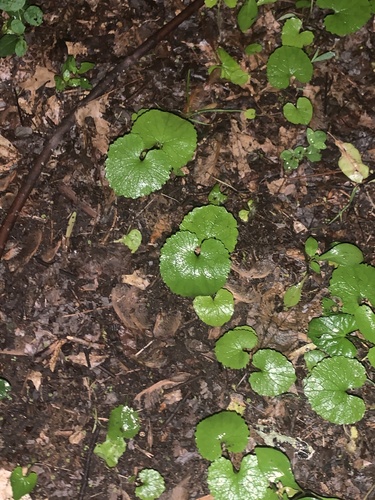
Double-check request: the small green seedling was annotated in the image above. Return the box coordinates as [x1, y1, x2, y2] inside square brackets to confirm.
[10, 466, 38, 500]
[281, 128, 327, 171]
[281, 17, 314, 48]
[135, 469, 165, 500]
[239, 199, 256, 222]
[208, 184, 228, 205]
[54, 55, 95, 91]
[283, 274, 307, 308]
[316, 0, 372, 36]
[215, 325, 258, 368]
[208, 47, 249, 86]
[237, 0, 258, 32]
[114, 229, 142, 253]
[0, 0, 43, 57]
[0, 377, 11, 400]
[283, 97, 312, 125]
[94, 405, 140, 467]
[193, 288, 234, 326]
[244, 43, 262, 55]
[106, 109, 197, 198]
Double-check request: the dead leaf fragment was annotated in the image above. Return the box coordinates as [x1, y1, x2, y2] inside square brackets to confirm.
[26, 370, 42, 391]
[121, 270, 150, 290]
[134, 372, 190, 409]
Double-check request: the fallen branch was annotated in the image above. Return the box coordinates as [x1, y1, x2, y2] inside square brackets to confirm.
[0, 0, 205, 258]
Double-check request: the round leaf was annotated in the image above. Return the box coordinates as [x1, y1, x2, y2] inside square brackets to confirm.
[10, 19, 25, 35]
[132, 109, 197, 171]
[307, 314, 358, 357]
[160, 231, 231, 297]
[195, 410, 249, 460]
[115, 229, 142, 253]
[267, 46, 313, 89]
[304, 357, 366, 424]
[24, 5, 43, 26]
[0, 0, 25, 10]
[317, 0, 372, 35]
[281, 17, 314, 48]
[193, 289, 234, 326]
[180, 205, 238, 252]
[283, 97, 312, 125]
[249, 349, 296, 396]
[107, 405, 140, 440]
[215, 326, 258, 368]
[135, 469, 165, 500]
[106, 133, 172, 198]
[207, 456, 269, 500]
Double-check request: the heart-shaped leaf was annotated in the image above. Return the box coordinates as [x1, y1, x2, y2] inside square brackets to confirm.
[215, 326, 258, 368]
[317, 0, 372, 35]
[195, 410, 249, 460]
[249, 349, 296, 396]
[304, 356, 366, 424]
[10, 467, 38, 500]
[281, 17, 314, 48]
[308, 314, 358, 357]
[107, 404, 140, 440]
[180, 205, 238, 252]
[210, 48, 249, 86]
[115, 229, 142, 253]
[267, 46, 313, 89]
[283, 97, 312, 125]
[306, 128, 327, 150]
[135, 469, 165, 500]
[193, 288, 234, 326]
[160, 231, 231, 297]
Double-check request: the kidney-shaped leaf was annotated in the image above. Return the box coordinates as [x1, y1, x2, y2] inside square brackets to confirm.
[267, 46, 313, 89]
[255, 447, 300, 491]
[180, 205, 238, 252]
[160, 231, 231, 297]
[215, 326, 258, 368]
[195, 410, 249, 461]
[107, 404, 140, 440]
[281, 17, 314, 48]
[308, 314, 358, 357]
[304, 356, 366, 424]
[193, 289, 234, 326]
[207, 456, 269, 500]
[329, 264, 375, 314]
[249, 349, 296, 396]
[317, 0, 372, 36]
[283, 97, 312, 125]
[135, 469, 165, 500]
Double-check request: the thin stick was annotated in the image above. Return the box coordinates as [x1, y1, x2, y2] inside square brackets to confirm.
[0, 0, 205, 257]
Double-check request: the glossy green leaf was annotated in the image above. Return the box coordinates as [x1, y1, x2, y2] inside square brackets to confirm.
[215, 326, 258, 368]
[24, 5, 43, 26]
[317, 0, 372, 35]
[210, 48, 249, 86]
[94, 436, 126, 467]
[281, 17, 314, 48]
[180, 205, 238, 252]
[160, 231, 231, 297]
[329, 264, 375, 314]
[249, 349, 296, 396]
[318, 243, 364, 266]
[368, 347, 375, 368]
[135, 469, 165, 500]
[304, 356, 366, 424]
[306, 128, 327, 150]
[245, 43, 262, 55]
[283, 279, 305, 308]
[115, 229, 142, 253]
[304, 350, 328, 371]
[354, 304, 375, 343]
[255, 447, 300, 490]
[107, 404, 140, 440]
[10, 467, 38, 500]
[267, 46, 313, 89]
[283, 97, 312, 125]
[337, 142, 369, 183]
[0, 34, 18, 57]
[208, 184, 228, 205]
[195, 410, 249, 460]
[193, 288, 234, 326]
[0, 0, 25, 10]
[305, 236, 319, 257]
[308, 314, 358, 357]
[310, 261, 321, 274]
[207, 456, 269, 500]
[0, 378, 11, 400]
[238, 0, 258, 32]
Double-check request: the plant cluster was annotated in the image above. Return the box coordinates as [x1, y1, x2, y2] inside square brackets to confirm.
[160, 204, 238, 326]
[280, 128, 327, 172]
[54, 55, 95, 91]
[0, 0, 43, 57]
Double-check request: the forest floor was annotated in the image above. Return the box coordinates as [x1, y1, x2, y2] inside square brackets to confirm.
[0, 0, 374, 499]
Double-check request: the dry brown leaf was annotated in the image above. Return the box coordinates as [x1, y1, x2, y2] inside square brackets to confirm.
[19, 65, 56, 109]
[49, 339, 67, 372]
[121, 270, 150, 290]
[66, 41, 88, 57]
[66, 352, 107, 368]
[7, 229, 43, 272]
[69, 428, 86, 445]
[149, 216, 173, 245]
[267, 178, 296, 197]
[111, 284, 150, 331]
[166, 476, 191, 500]
[26, 370, 42, 391]
[134, 372, 190, 409]
[193, 138, 222, 186]
[153, 311, 181, 339]
[75, 97, 110, 154]
[0, 135, 20, 173]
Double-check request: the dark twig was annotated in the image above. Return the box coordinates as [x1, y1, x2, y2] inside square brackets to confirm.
[0, 0, 205, 257]
[78, 424, 101, 500]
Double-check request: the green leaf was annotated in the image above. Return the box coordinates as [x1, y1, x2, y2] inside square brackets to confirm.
[316, 0, 372, 36]
[160, 231, 231, 297]
[105, 133, 172, 198]
[304, 356, 366, 424]
[238, 0, 258, 32]
[308, 314, 358, 357]
[318, 243, 364, 266]
[211, 48, 249, 86]
[244, 107, 257, 119]
[283, 279, 305, 308]
[249, 349, 296, 396]
[368, 347, 375, 368]
[77, 61, 95, 74]
[224, 0, 238, 6]
[329, 264, 375, 314]
[115, 229, 142, 253]
[283, 97, 313, 125]
[131, 110, 197, 173]
[195, 410, 250, 460]
[354, 305, 375, 343]
[208, 184, 228, 205]
[205, 0, 218, 6]
[215, 325, 258, 368]
[207, 456, 269, 500]
[180, 205, 238, 252]
[305, 236, 319, 257]
[10, 467, 38, 500]
[267, 46, 313, 89]
[245, 43, 262, 55]
[306, 128, 327, 150]
[281, 17, 314, 48]
[0, 0, 25, 11]
[0, 377, 11, 400]
[304, 350, 328, 371]
[10, 19, 25, 35]
[107, 405, 140, 440]
[0, 34, 18, 57]
[193, 288, 234, 326]
[24, 5, 43, 26]
[15, 37, 27, 56]
[135, 469, 165, 500]
[337, 142, 369, 183]
[94, 436, 126, 467]
[310, 261, 321, 274]
[255, 447, 300, 491]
